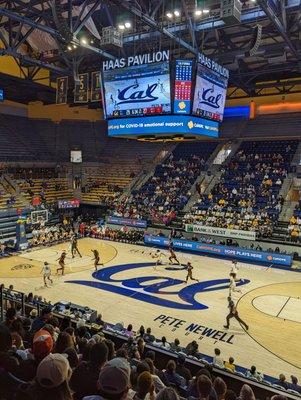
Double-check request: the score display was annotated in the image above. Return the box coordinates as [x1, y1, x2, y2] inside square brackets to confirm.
[102, 62, 171, 118]
[173, 60, 193, 114]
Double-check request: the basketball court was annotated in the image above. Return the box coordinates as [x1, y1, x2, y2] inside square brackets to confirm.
[0, 237, 300, 379]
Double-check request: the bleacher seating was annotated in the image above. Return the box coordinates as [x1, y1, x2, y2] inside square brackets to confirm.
[184, 140, 299, 235]
[81, 141, 164, 203]
[116, 142, 217, 224]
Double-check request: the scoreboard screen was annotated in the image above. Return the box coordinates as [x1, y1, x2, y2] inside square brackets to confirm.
[173, 60, 193, 114]
[102, 62, 171, 118]
[0, 89, 3, 102]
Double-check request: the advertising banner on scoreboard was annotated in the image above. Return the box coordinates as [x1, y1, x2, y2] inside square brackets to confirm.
[193, 64, 228, 122]
[107, 216, 147, 228]
[185, 224, 256, 241]
[91, 71, 101, 102]
[108, 115, 218, 137]
[74, 73, 89, 103]
[56, 76, 68, 105]
[144, 235, 292, 267]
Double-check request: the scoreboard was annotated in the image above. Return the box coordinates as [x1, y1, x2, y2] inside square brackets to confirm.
[174, 60, 193, 114]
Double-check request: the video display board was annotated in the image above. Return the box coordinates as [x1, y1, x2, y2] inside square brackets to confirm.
[102, 62, 171, 118]
[192, 63, 228, 122]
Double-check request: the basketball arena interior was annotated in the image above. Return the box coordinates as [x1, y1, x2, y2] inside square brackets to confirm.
[0, 0, 301, 399]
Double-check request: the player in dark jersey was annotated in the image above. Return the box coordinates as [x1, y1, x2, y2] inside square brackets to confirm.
[56, 251, 67, 276]
[168, 248, 180, 265]
[71, 236, 82, 258]
[91, 249, 103, 271]
[224, 296, 248, 330]
[185, 262, 199, 283]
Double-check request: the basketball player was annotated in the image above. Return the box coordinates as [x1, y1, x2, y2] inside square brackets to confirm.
[91, 249, 103, 271]
[41, 262, 53, 287]
[224, 296, 248, 330]
[153, 249, 165, 269]
[185, 262, 199, 284]
[229, 272, 242, 295]
[56, 251, 66, 276]
[71, 236, 82, 258]
[231, 260, 239, 275]
[169, 248, 180, 265]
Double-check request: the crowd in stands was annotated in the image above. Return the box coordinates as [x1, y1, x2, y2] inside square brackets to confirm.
[287, 210, 301, 243]
[1, 300, 300, 400]
[184, 141, 298, 236]
[114, 143, 217, 225]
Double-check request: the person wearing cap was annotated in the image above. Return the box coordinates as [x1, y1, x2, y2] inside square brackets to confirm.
[83, 363, 131, 400]
[15, 353, 73, 400]
[16, 329, 53, 382]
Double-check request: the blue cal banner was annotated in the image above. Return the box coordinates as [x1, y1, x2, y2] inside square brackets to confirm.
[107, 216, 147, 228]
[144, 235, 292, 267]
[108, 115, 219, 137]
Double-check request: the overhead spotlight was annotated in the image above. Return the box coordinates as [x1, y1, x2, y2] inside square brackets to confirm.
[90, 39, 94, 44]
[124, 21, 131, 28]
[67, 45, 72, 51]
[174, 9, 181, 17]
[250, 0, 256, 3]
[202, 9, 210, 13]
[195, 9, 202, 16]
[166, 12, 173, 18]
[73, 44, 77, 49]
[80, 38, 87, 45]
[118, 24, 125, 30]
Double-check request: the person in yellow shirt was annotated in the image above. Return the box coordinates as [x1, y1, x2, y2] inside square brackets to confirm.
[290, 216, 297, 225]
[224, 357, 236, 372]
[219, 199, 225, 206]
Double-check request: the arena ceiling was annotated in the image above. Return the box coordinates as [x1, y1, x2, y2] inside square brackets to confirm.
[0, 0, 300, 103]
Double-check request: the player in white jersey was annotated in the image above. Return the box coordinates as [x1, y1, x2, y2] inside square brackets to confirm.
[231, 260, 239, 275]
[152, 249, 165, 269]
[41, 262, 53, 287]
[229, 272, 242, 295]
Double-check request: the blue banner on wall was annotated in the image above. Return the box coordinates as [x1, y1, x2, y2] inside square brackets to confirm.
[108, 115, 219, 137]
[107, 216, 147, 228]
[144, 235, 292, 267]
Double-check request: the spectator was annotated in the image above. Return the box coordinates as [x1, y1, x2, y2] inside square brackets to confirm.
[164, 360, 185, 387]
[224, 357, 235, 372]
[156, 387, 180, 400]
[31, 306, 53, 333]
[70, 342, 109, 400]
[144, 328, 155, 343]
[276, 374, 289, 389]
[245, 366, 263, 382]
[289, 376, 301, 393]
[133, 371, 155, 400]
[213, 377, 227, 400]
[54, 332, 74, 354]
[83, 363, 130, 400]
[15, 353, 73, 400]
[238, 384, 255, 400]
[17, 329, 53, 381]
[125, 324, 135, 338]
[197, 375, 213, 400]
[144, 358, 165, 392]
[170, 338, 181, 353]
[213, 348, 224, 368]
[225, 390, 237, 400]
[175, 354, 191, 385]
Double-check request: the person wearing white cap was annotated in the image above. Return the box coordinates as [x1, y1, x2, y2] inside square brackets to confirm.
[83, 361, 131, 400]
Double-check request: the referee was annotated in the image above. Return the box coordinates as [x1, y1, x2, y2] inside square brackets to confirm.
[224, 296, 249, 330]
